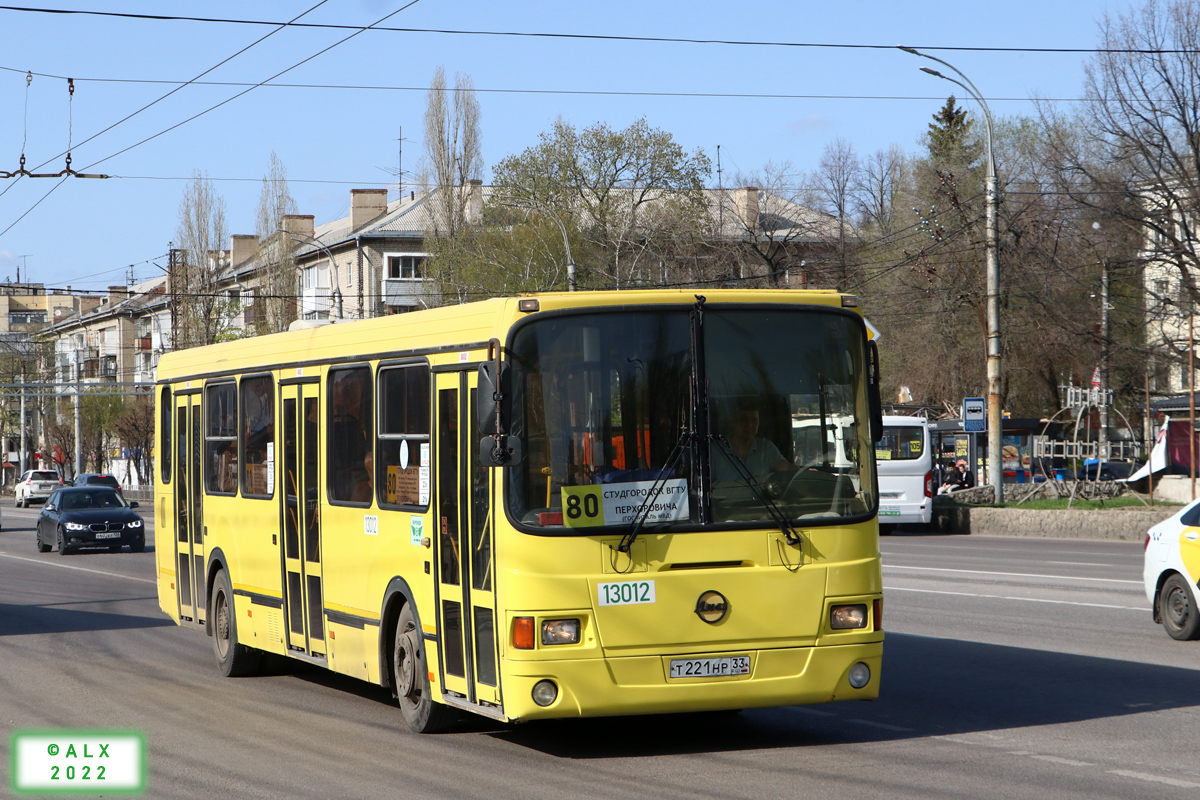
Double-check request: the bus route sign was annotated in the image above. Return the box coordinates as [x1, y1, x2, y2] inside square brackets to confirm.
[962, 397, 986, 433]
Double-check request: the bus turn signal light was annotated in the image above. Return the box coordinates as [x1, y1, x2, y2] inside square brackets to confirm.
[513, 617, 535, 649]
[873, 598, 883, 631]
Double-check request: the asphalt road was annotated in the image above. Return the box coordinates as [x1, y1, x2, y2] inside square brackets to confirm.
[2, 506, 1198, 800]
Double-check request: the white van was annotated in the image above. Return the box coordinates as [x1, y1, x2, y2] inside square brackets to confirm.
[876, 415, 933, 529]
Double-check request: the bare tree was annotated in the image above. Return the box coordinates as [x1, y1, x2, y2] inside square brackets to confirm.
[717, 161, 839, 288]
[1038, 1, 1200, 381]
[421, 67, 483, 237]
[254, 152, 298, 334]
[811, 138, 862, 289]
[174, 171, 234, 347]
[856, 144, 909, 238]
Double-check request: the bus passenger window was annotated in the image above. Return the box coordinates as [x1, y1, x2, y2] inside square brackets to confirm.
[377, 365, 430, 508]
[329, 366, 373, 504]
[240, 375, 274, 498]
[204, 382, 237, 494]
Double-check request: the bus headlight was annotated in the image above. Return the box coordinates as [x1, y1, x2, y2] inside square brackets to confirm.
[541, 619, 580, 645]
[532, 680, 558, 707]
[848, 662, 871, 689]
[830, 604, 868, 629]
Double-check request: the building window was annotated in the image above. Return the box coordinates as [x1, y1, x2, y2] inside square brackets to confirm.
[387, 255, 426, 280]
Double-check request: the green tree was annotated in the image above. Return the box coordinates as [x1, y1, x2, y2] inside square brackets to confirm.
[926, 96, 979, 167]
[487, 117, 711, 290]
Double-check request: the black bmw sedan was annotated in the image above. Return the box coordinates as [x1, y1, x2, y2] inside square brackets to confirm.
[36, 487, 145, 555]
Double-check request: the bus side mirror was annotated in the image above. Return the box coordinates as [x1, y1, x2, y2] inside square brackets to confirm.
[478, 338, 520, 467]
[477, 360, 512, 435]
[479, 435, 523, 468]
[868, 340, 883, 443]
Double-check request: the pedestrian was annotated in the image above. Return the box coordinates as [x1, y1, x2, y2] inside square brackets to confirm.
[956, 458, 975, 490]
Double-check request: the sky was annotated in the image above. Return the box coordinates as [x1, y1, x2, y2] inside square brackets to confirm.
[0, 0, 1130, 291]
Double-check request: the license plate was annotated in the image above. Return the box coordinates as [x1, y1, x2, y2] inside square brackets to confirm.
[880, 509, 900, 516]
[94, 532, 120, 539]
[669, 655, 750, 679]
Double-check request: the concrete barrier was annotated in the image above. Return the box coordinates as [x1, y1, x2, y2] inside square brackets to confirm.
[929, 505, 1176, 541]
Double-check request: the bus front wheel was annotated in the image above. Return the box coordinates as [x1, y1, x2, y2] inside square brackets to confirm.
[394, 603, 456, 733]
[211, 569, 264, 677]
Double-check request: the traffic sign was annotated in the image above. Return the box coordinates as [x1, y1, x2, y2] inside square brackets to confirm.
[963, 397, 985, 432]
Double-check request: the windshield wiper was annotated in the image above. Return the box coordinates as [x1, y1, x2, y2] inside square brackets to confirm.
[616, 431, 692, 554]
[710, 434, 802, 547]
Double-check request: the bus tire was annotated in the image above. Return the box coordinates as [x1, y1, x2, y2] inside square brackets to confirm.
[211, 568, 263, 677]
[394, 603, 456, 733]
[1160, 574, 1200, 641]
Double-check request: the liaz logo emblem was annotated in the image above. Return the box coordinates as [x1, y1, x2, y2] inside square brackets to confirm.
[694, 590, 729, 624]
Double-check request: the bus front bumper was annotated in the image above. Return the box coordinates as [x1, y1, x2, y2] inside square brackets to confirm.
[501, 641, 883, 722]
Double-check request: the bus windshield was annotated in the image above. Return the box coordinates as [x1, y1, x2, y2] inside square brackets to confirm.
[508, 306, 875, 530]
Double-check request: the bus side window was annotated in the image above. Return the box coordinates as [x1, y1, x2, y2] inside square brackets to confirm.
[204, 382, 237, 495]
[240, 375, 274, 498]
[329, 366, 373, 504]
[377, 364, 430, 508]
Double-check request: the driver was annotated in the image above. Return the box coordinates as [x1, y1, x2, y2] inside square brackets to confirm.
[713, 402, 797, 485]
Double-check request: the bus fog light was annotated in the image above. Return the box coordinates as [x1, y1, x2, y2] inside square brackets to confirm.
[848, 662, 871, 689]
[532, 680, 559, 707]
[830, 604, 868, 629]
[541, 619, 580, 645]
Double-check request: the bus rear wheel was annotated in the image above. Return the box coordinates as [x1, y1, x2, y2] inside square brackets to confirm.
[211, 569, 264, 677]
[394, 603, 456, 733]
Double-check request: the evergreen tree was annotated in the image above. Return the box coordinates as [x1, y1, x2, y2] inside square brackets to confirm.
[926, 96, 978, 166]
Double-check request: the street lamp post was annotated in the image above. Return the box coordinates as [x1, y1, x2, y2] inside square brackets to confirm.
[279, 229, 344, 320]
[901, 46, 1003, 503]
[496, 196, 577, 291]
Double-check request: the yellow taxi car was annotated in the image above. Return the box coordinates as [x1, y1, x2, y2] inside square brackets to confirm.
[1145, 499, 1200, 640]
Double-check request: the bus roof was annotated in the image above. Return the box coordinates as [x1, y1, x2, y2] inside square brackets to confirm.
[156, 288, 857, 384]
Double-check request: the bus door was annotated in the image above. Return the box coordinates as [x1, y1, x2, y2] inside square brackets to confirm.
[173, 391, 205, 627]
[280, 382, 326, 659]
[434, 369, 501, 711]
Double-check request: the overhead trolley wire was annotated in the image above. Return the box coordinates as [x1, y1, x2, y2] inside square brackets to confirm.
[0, 6, 1192, 55]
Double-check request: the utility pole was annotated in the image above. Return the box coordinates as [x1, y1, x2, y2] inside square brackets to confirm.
[19, 374, 26, 475]
[74, 349, 82, 479]
[1099, 260, 1110, 462]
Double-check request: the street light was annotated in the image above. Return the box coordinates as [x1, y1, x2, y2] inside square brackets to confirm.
[278, 229, 344, 320]
[901, 45, 1003, 503]
[495, 195, 577, 291]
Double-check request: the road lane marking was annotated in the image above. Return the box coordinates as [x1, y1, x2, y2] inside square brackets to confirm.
[1030, 755, 1093, 767]
[1046, 561, 1109, 567]
[884, 585, 1145, 611]
[1109, 770, 1200, 789]
[883, 565, 1141, 584]
[847, 719, 914, 732]
[0, 552, 155, 584]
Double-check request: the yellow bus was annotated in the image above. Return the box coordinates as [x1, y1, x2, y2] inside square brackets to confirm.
[154, 289, 885, 732]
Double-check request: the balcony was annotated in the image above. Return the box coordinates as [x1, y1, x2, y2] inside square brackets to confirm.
[383, 278, 427, 309]
[299, 287, 331, 318]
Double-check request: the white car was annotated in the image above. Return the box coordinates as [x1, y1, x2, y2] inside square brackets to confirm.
[1144, 499, 1200, 640]
[15, 469, 62, 508]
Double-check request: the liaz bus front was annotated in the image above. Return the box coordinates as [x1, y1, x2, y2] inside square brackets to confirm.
[481, 289, 884, 721]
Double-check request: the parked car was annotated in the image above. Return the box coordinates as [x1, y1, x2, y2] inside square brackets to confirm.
[15, 469, 62, 507]
[72, 473, 123, 495]
[35, 487, 144, 555]
[1076, 459, 1139, 481]
[1144, 498, 1200, 640]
